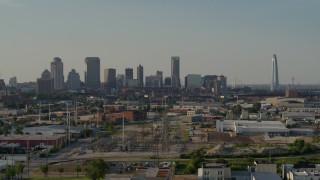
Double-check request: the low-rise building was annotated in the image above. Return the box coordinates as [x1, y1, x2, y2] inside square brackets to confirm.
[0, 109, 23, 116]
[0, 134, 67, 148]
[282, 112, 315, 121]
[198, 163, 231, 180]
[266, 97, 305, 108]
[106, 111, 146, 123]
[249, 161, 277, 174]
[251, 172, 281, 180]
[180, 115, 203, 123]
[282, 163, 320, 180]
[131, 168, 171, 180]
[23, 125, 85, 137]
[216, 120, 289, 136]
[231, 161, 280, 180]
[174, 102, 203, 111]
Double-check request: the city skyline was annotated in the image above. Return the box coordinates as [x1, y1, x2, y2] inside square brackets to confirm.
[1, 0, 320, 84]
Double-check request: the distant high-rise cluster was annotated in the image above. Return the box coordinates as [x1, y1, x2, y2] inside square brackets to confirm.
[270, 54, 279, 91]
[12, 55, 228, 94]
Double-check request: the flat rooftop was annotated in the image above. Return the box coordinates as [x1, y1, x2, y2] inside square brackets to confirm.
[0, 134, 66, 141]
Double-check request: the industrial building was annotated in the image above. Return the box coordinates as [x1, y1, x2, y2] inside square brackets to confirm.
[265, 97, 305, 108]
[216, 120, 289, 136]
[22, 125, 85, 137]
[282, 112, 316, 121]
[0, 134, 67, 148]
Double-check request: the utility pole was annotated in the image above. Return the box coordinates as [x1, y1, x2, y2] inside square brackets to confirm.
[27, 138, 29, 179]
[38, 102, 41, 121]
[49, 102, 51, 121]
[122, 113, 125, 145]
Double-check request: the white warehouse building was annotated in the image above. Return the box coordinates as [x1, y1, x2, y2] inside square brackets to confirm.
[216, 120, 289, 136]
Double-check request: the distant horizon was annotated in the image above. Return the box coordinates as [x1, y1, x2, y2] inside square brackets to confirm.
[1, 0, 319, 84]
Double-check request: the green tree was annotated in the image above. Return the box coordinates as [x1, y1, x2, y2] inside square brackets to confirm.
[252, 102, 261, 112]
[75, 165, 82, 177]
[102, 122, 115, 134]
[183, 131, 190, 142]
[86, 158, 108, 180]
[185, 149, 205, 174]
[57, 167, 64, 178]
[6, 166, 16, 180]
[16, 163, 25, 179]
[15, 127, 24, 135]
[232, 104, 242, 115]
[40, 165, 48, 178]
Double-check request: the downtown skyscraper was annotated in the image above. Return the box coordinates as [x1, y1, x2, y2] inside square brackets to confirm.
[50, 57, 64, 90]
[66, 69, 80, 91]
[270, 54, 279, 91]
[85, 57, 101, 89]
[137, 64, 144, 87]
[171, 56, 180, 88]
[104, 68, 116, 89]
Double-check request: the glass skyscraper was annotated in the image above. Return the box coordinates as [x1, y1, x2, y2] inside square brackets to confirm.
[171, 56, 180, 88]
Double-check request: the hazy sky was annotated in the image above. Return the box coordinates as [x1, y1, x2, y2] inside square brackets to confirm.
[1, 0, 319, 85]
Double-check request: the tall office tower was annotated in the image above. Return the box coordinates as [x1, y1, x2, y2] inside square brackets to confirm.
[164, 77, 172, 87]
[9, 76, 17, 88]
[270, 54, 279, 91]
[50, 57, 64, 90]
[37, 69, 54, 94]
[66, 69, 80, 91]
[202, 75, 217, 91]
[104, 68, 117, 88]
[156, 71, 163, 87]
[125, 68, 134, 80]
[125, 68, 133, 87]
[171, 56, 180, 88]
[137, 65, 144, 87]
[215, 75, 227, 94]
[185, 74, 202, 90]
[116, 74, 125, 89]
[0, 79, 5, 91]
[145, 75, 162, 88]
[85, 57, 101, 89]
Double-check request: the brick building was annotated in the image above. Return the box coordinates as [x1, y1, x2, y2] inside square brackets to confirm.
[0, 134, 67, 148]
